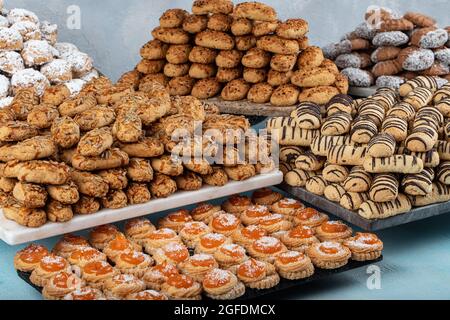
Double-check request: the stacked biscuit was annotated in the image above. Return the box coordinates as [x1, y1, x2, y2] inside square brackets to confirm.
[323, 6, 450, 88]
[14, 190, 383, 300]
[268, 75, 450, 220]
[0, 4, 97, 108]
[0, 67, 271, 229]
[138, 0, 348, 106]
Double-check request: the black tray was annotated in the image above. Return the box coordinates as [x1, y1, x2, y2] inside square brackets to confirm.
[279, 184, 450, 231]
[17, 257, 382, 300]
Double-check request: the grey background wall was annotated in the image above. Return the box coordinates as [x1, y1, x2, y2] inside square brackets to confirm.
[6, 0, 450, 81]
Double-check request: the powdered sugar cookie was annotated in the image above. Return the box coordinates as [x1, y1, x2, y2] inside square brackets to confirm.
[80, 69, 99, 82]
[399, 47, 434, 71]
[0, 51, 24, 75]
[11, 68, 49, 95]
[376, 75, 405, 89]
[0, 97, 13, 109]
[66, 51, 93, 76]
[335, 53, 371, 69]
[341, 68, 374, 87]
[372, 31, 409, 47]
[7, 8, 39, 25]
[0, 16, 8, 28]
[64, 79, 86, 97]
[41, 59, 73, 84]
[21, 40, 56, 66]
[354, 22, 377, 40]
[435, 48, 450, 65]
[10, 21, 41, 41]
[40, 21, 58, 45]
[54, 42, 78, 59]
[413, 28, 448, 49]
[0, 27, 23, 50]
[0, 74, 10, 99]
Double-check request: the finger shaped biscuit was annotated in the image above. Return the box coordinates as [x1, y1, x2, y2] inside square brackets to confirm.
[284, 169, 317, 187]
[291, 102, 322, 130]
[247, 83, 273, 103]
[328, 145, 367, 166]
[191, 78, 222, 99]
[221, 79, 251, 101]
[0, 136, 56, 162]
[270, 84, 300, 106]
[16, 161, 70, 185]
[3, 200, 47, 228]
[343, 166, 372, 193]
[112, 110, 143, 143]
[72, 148, 130, 171]
[183, 14, 208, 34]
[234, 2, 277, 22]
[46, 199, 74, 223]
[359, 194, 412, 219]
[127, 158, 154, 182]
[311, 136, 354, 156]
[363, 155, 423, 174]
[273, 126, 320, 147]
[152, 27, 190, 44]
[51, 117, 80, 149]
[241, 48, 271, 68]
[77, 128, 114, 157]
[58, 93, 97, 117]
[192, 0, 234, 15]
[340, 192, 369, 211]
[367, 133, 396, 158]
[74, 106, 116, 132]
[291, 67, 336, 88]
[257, 36, 299, 54]
[189, 46, 218, 64]
[324, 184, 346, 202]
[159, 9, 188, 28]
[13, 182, 48, 208]
[381, 116, 408, 142]
[305, 175, 328, 195]
[0, 121, 38, 142]
[47, 181, 80, 205]
[195, 30, 235, 50]
[321, 112, 352, 136]
[369, 174, 399, 202]
[295, 152, 325, 171]
[276, 19, 309, 39]
[216, 50, 243, 68]
[323, 165, 349, 183]
[70, 170, 109, 198]
[231, 18, 253, 36]
[140, 40, 169, 60]
[27, 104, 59, 129]
[403, 168, 434, 196]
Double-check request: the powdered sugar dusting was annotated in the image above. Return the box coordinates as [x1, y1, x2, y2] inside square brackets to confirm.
[202, 233, 226, 242]
[41, 59, 72, 84]
[64, 79, 86, 97]
[11, 68, 49, 95]
[255, 236, 280, 248]
[0, 74, 10, 98]
[190, 253, 214, 262]
[402, 48, 434, 71]
[341, 67, 374, 87]
[206, 268, 231, 282]
[0, 51, 24, 74]
[215, 213, 239, 227]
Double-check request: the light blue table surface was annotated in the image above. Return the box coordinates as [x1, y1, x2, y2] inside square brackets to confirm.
[1, 189, 450, 300]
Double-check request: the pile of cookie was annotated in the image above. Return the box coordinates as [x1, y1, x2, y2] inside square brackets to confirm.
[14, 189, 383, 300]
[138, 0, 348, 106]
[323, 6, 450, 88]
[0, 66, 274, 229]
[0, 3, 97, 108]
[268, 75, 450, 220]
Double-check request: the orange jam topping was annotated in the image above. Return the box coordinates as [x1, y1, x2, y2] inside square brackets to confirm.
[278, 198, 303, 209]
[83, 261, 113, 276]
[70, 247, 102, 261]
[241, 226, 266, 240]
[259, 214, 284, 226]
[212, 214, 240, 232]
[319, 243, 340, 255]
[203, 269, 231, 289]
[40, 255, 67, 272]
[321, 221, 348, 233]
[289, 226, 314, 239]
[220, 244, 245, 259]
[120, 252, 146, 265]
[244, 205, 270, 218]
[147, 228, 176, 240]
[253, 188, 273, 198]
[190, 254, 216, 268]
[167, 274, 194, 289]
[191, 203, 214, 216]
[91, 224, 119, 236]
[62, 234, 89, 246]
[237, 259, 265, 279]
[167, 210, 192, 223]
[356, 233, 380, 245]
[19, 244, 48, 264]
[229, 196, 252, 206]
[277, 251, 304, 265]
[163, 243, 189, 263]
[182, 222, 208, 235]
[108, 234, 132, 251]
[152, 262, 179, 277]
[70, 288, 97, 300]
[295, 208, 319, 220]
[200, 233, 226, 249]
[253, 237, 283, 254]
[51, 272, 73, 288]
[125, 219, 152, 231]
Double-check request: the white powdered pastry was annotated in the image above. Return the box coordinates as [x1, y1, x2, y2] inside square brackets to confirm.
[254, 236, 280, 249]
[419, 29, 448, 49]
[402, 48, 434, 71]
[0, 74, 10, 98]
[0, 96, 13, 108]
[322, 41, 352, 61]
[66, 51, 93, 76]
[11, 68, 49, 95]
[0, 15, 9, 28]
[21, 39, 56, 66]
[354, 22, 377, 40]
[80, 69, 99, 82]
[55, 42, 79, 59]
[40, 21, 58, 45]
[341, 67, 374, 87]
[0, 26, 23, 50]
[372, 31, 409, 47]
[435, 48, 450, 65]
[0, 51, 24, 74]
[7, 8, 39, 25]
[376, 75, 405, 89]
[41, 58, 73, 84]
[318, 241, 347, 256]
[10, 21, 41, 41]
[335, 53, 363, 69]
[64, 78, 86, 97]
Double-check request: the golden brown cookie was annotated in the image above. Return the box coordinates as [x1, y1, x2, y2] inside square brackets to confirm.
[195, 30, 235, 50]
[276, 19, 309, 39]
[152, 27, 190, 44]
[241, 48, 271, 68]
[182, 14, 208, 33]
[189, 63, 217, 79]
[189, 46, 218, 64]
[207, 13, 232, 32]
[270, 84, 300, 106]
[167, 76, 195, 96]
[191, 78, 222, 99]
[216, 67, 242, 83]
[247, 83, 273, 104]
[221, 79, 251, 101]
[231, 18, 253, 36]
[234, 2, 277, 22]
[243, 67, 267, 83]
[216, 50, 243, 68]
[235, 35, 257, 51]
[298, 86, 340, 105]
[291, 67, 336, 87]
[192, 0, 234, 15]
[267, 70, 292, 86]
[297, 46, 324, 69]
[271, 54, 297, 72]
[252, 21, 279, 37]
[257, 35, 299, 54]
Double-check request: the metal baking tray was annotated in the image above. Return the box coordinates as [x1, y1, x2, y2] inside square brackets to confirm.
[17, 256, 382, 300]
[278, 184, 450, 231]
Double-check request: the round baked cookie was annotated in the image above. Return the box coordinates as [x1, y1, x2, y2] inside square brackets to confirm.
[10, 21, 41, 41]
[191, 78, 221, 99]
[243, 67, 267, 83]
[0, 27, 23, 51]
[297, 46, 324, 69]
[41, 59, 73, 84]
[241, 48, 271, 68]
[271, 54, 297, 72]
[235, 35, 257, 51]
[167, 76, 195, 96]
[151, 27, 190, 44]
[341, 68, 374, 87]
[182, 14, 208, 34]
[276, 19, 309, 39]
[291, 67, 336, 88]
[221, 79, 251, 101]
[270, 84, 300, 106]
[21, 39, 55, 66]
[267, 70, 293, 86]
[216, 50, 243, 68]
[231, 18, 253, 36]
[257, 35, 299, 54]
[253, 21, 279, 37]
[159, 9, 188, 28]
[166, 44, 191, 64]
[234, 2, 277, 22]
[247, 83, 273, 103]
[137, 59, 165, 74]
[207, 13, 232, 32]
[298, 36, 310, 50]
[189, 63, 216, 79]
[189, 46, 217, 64]
[0, 51, 25, 75]
[195, 30, 235, 50]
[139, 40, 168, 60]
[11, 68, 49, 95]
[192, 0, 234, 15]
[298, 86, 340, 105]
[216, 67, 242, 83]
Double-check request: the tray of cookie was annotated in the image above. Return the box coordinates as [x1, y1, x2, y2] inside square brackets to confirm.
[140, 1, 349, 117]
[13, 190, 383, 300]
[268, 75, 450, 231]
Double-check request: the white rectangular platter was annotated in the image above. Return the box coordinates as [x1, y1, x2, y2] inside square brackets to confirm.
[0, 171, 283, 245]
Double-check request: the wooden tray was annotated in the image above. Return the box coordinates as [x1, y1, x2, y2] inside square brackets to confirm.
[204, 97, 295, 117]
[17, 256, 382, 300]
[278, 184, 450, 231]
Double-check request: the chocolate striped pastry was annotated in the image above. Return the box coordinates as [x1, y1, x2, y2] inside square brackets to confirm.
[357, 100, 385, 127]
[321, 112, 352, 136]
[266, 117, 297, 131]
[322, 164, 349, 183]
[402, 168, 434, 196]
[445, 123, 450, 142]
[397, 147, 440, 168]
[284, 169, 317, 187]
[324, 184, 346, 203]
[290, 102, 322, 130]
[405, 126, 438, 152]
[381, 116, 408, 142]
[326, 94, 354, 116]
[369, 174, 399, 202]
[311, 135, 353, 156]
[436, 140, 450, 161]
[409, 183, 450, 207]
[370, 87, 398, 111]
[416, 106, 444, 126]
[433, 83, 450, 103]
[363, 155, 424, 174]
[403, 87, 434, 110]
[385, 102, 416, 121]
[358, 194, 412, 219]
[328, 145, 367, 166]
[273, 127, 320, 146]
[340, 192, 370, 211]
[343, 166, 372, 192]
[295, 152, 325, 171]
[350, 116, 378, 144]
[305, 175, 328, 196]
[280, 146, 303, 163]
[399, 76, 438, 97]
[435, 98, 450, 118]
[437, 162, 450, 185]
[368, 133, 396, 158]
[279, 161, 294, 175]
